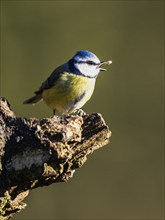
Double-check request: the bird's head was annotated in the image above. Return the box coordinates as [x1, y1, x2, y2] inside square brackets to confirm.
[68, 50, 112, 78]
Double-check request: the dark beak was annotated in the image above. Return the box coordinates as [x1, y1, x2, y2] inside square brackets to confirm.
[98, 60, 112, 71]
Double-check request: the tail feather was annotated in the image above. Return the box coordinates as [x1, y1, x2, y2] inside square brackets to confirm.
[23, 94, 42, 104]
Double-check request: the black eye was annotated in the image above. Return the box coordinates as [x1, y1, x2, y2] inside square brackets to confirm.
[86, 60, 96, 65]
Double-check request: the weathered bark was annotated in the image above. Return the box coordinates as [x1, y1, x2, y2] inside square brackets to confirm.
[0, 97, 111, 219]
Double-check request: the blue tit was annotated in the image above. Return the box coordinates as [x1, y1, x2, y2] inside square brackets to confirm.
[23, 50, 112, 115]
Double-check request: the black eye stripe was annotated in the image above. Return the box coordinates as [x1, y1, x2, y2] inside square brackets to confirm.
[86, 60, 96, 65]
[77, 60, 98, 65]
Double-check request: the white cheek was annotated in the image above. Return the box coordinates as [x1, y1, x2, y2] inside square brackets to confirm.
[78, 64, 99, 77]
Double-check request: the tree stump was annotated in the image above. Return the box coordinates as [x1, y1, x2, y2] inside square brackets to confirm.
[0, 97, 111, 219]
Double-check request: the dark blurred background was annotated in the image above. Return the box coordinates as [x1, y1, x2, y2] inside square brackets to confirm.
[1, 1, 164, 219]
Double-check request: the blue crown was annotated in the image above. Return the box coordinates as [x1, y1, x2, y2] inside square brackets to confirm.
[74, 50, 97, 60]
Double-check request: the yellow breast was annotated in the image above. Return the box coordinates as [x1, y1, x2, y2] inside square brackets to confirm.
[42, 72, 96, 114]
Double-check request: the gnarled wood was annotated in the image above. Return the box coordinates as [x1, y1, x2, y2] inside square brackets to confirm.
[0, 97, 111, 219]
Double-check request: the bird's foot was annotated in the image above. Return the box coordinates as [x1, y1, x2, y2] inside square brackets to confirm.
[73, 109, 86, 117]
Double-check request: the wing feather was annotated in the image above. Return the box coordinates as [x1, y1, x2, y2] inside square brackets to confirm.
[35, 63, 68, 95]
